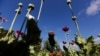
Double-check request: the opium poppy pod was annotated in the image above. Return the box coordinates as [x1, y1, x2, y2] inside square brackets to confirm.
[62, 26, 69, 32]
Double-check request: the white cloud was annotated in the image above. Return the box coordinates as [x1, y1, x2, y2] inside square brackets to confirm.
[94, 37, 100, 44]
[86, 0, 100, 15]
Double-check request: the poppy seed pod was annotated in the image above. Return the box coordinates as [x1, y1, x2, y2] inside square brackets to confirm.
[28, 3, 35, 10]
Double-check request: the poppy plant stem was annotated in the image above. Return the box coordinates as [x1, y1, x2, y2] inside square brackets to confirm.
[16, 17, 26, 39]
[37, 0, 44, 23]
[67, 42, 71, 51]
[5, 2, 23, 40]
[66, 32, 69, 41]
[0, 19, 3, 26]
[65, 32, 70, 48]
[16, 3, 34, 39]
[67, 0, 81, 36]
[23, 3, 35, 34]
[65, 32, 67, 41]
[73, 18, 81, 36]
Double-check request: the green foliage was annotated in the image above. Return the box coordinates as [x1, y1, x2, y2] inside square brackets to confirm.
[1, 29, 100, 56]
[74, 36, 100, 56]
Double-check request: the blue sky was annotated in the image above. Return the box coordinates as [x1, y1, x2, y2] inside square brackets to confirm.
[0, 0, 100, 47]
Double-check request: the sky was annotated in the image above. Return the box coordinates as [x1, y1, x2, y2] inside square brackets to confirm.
[0, 0, 100, 48]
